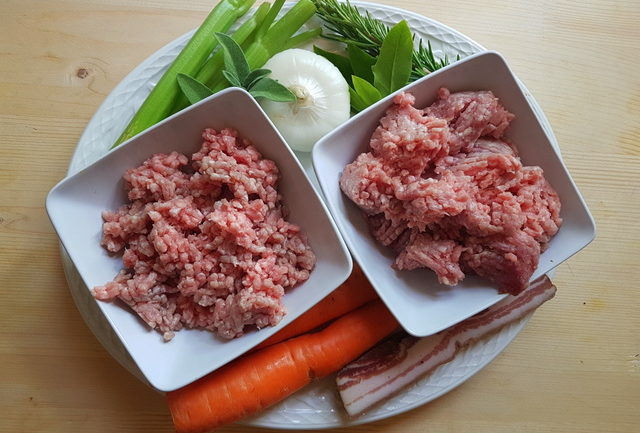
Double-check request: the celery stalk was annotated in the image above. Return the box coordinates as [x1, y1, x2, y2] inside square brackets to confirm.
[245, 0, 316, 69]
[282, 27, 322, 50]
[255, 0, 286, 40]
[112, 0, 256, 148]
[209, 0, 317, 92]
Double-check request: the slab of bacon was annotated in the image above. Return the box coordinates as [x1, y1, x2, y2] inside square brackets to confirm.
[336, 275, 556, 416]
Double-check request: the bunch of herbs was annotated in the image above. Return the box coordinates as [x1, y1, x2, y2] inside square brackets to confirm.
[312, 0, 456, 81]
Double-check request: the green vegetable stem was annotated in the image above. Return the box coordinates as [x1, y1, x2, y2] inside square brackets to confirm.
[112, 0, 256, 149]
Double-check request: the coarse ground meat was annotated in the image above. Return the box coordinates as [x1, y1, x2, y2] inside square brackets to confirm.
[93, 128, 316, 341]
[340, 90, 561, 294]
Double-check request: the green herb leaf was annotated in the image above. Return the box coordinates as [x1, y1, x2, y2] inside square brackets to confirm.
[222, 70, 243, 87]
[372, 20, 413, 95]
[351, 75, 381, 108]
[176, 1, 270, 113]
[349, 87, 368, 113]
[249, 77, 296, 102]
[176, 73, 214, 104]
[216, 32, 250, 84]
[243, 68, 271, 90]
[347, 44, 375, 84]
[313, 46, 353, 85]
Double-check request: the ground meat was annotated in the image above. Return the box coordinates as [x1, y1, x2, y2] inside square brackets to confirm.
[461, 231, 541, 292]
[340, 90, 561, 294]
[425, 88, 515, 153]
[93, 128, 315, 341]
[339, 152, 394, 214]
[367, 214, 408, 248]
[394, 233, 465, 285]
[124, 151, 190, 203]
[390, 171, 474, 231]
[369, 92, 449, 175]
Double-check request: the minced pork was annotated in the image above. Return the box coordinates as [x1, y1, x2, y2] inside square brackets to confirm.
[93, 128, 316, 341]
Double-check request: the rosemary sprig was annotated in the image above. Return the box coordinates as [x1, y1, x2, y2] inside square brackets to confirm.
[312, 0, 456, 80]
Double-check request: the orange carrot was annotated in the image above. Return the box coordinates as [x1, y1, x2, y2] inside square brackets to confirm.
[254, 265, 378, 350]
[167, 300, 398, 433]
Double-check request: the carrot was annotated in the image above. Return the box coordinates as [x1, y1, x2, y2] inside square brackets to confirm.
[167, 300, 398, 433]
[253, 265, 378, 350]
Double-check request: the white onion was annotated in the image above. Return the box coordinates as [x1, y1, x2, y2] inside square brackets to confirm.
[259, 49, 350, 152]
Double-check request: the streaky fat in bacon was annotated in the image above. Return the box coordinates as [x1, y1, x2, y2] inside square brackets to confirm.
[336, 275, 556, 416]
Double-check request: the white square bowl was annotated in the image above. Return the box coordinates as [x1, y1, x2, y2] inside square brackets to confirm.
[312, 51, 595, 337]
[46, 87, 352, 391]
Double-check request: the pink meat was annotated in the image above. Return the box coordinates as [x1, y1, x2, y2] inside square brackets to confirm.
[435, 138, 522, 190]
[93, 128, 315, 341]
[393, 234, 465, 285]
[194, 128, 279, 204]
[101, 201, 150, 253]
[512, 167, 563, 247]
[369, 92, 449, 175]
[390, 171, 473, 230]
[426, 88, 515, 153]
[339, 152, 394, 214]
[462, 231, 541, 294]
[340, 89, 562, 295]
[367, 214, 408, 248]
[124, 151, 190, 203]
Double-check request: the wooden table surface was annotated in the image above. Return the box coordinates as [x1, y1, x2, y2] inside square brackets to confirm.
[1, 0, 639, 432]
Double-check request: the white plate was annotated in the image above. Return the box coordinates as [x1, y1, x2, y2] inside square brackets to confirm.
[60, 1, 562, 428]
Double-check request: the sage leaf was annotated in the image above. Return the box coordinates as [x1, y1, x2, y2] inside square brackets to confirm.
[222, 70, 243, 88]
[249, 77, 296, 102]
[216, 32, 250, 84]
[176, 73, 214, 104]
[244, 68, 272, 90]
[372, 20, 413, 95]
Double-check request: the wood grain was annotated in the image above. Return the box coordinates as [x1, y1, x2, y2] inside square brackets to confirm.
[1, 0, 638, 432]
